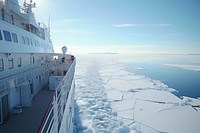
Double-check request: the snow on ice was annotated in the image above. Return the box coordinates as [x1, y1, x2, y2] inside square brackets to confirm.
[74, 55, 200, 133]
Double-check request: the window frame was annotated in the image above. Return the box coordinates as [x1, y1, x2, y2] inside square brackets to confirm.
[25, 37, 29, 45]
[17, 57, 22, 67]
[8, 58, 14, 69]
[21, 36, 25, 44]
[0, 30, 2, 40]
[3, 30, 12, 42]
[11, 33, 18, 43]
[0, 59, 4, 71]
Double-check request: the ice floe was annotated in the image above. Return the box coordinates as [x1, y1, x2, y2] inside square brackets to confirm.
[74, 55, 200, 133]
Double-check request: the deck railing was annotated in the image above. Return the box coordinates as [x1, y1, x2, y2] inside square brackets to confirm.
[38, 58, 76, 133]
[0, 55, 55, 96]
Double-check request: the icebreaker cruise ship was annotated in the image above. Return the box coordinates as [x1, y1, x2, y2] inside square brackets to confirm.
[0, 0, 75, 132]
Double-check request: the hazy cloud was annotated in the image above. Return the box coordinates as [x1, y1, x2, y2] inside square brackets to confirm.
[113, 23, 171, 27]
[128, 34, 152, 37]
[51, 29, 96, 34]
[51, 19, 80, 27]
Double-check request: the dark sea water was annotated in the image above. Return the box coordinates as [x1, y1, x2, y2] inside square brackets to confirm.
[120, 54, 200, 98]
[125, 63, 200, 98]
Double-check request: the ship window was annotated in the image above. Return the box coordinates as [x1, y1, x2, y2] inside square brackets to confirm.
[30, 38, 33, 45]
[25, 37, 29, 45]
[33, 56, 35, 64]
[1, 9, 5, 20]
[0, 59, 4, 71]
[11, 33, 18, 43]
[11, 15, 14, 25]
[34, 40, 39, 47]
[29, 57, 31, 64]
[0, 30, 2, 40]
[21, 36, 25, 44]
[8, 58, 14, 69]
[17, 57, 22, 67]
[3, 30, 12, 42]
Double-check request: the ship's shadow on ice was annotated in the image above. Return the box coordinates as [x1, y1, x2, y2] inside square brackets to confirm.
[74, 100, 84, 133]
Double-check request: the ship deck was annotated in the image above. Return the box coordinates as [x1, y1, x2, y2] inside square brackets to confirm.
[0, 85, 55, 133]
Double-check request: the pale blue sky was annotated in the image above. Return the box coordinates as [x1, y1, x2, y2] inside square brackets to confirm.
[19, 0, 200, 54]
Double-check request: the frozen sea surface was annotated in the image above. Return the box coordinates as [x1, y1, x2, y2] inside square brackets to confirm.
[74, 56, 128, 133]
[74, 54, 200, 133]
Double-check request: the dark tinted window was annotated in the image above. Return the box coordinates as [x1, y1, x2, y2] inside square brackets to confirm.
[17, 57, 22, 67]
[0, 30, 2, 40]
[0, 59, 4, 71]
[3, 30, 12, 42]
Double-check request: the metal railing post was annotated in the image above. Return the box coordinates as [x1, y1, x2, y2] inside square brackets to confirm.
[53, 93, 58, 133]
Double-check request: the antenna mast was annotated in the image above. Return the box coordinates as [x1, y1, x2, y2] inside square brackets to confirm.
[48, 13, 51, 41]
[23, 0, 36, 15]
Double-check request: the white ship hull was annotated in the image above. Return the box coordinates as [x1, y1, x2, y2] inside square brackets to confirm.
[0, 0, 75, 132]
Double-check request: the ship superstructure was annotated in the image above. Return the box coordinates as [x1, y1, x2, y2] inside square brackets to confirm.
[0, 0, 75, 132]
[0, 0, 54, 53]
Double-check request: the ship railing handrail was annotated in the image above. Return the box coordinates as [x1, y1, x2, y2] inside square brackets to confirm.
[0, 53, 72, 80]
[38, 58, 76, 133]
[0, 53, 73, 96]
[0, 64, 43, 95]
[38, 22, 48, 29]
[39, 61, 75, 133]
[38, 95, 54, 133]
[0, 59, 53, 82]
[47, 117, 54, 132]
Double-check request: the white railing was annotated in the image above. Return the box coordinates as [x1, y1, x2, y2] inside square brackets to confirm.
[38, 59, 76, 133]
[0, 53, 67, 96]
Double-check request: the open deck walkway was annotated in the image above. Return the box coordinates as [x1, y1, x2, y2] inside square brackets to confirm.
[0, 86, 55, 133]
